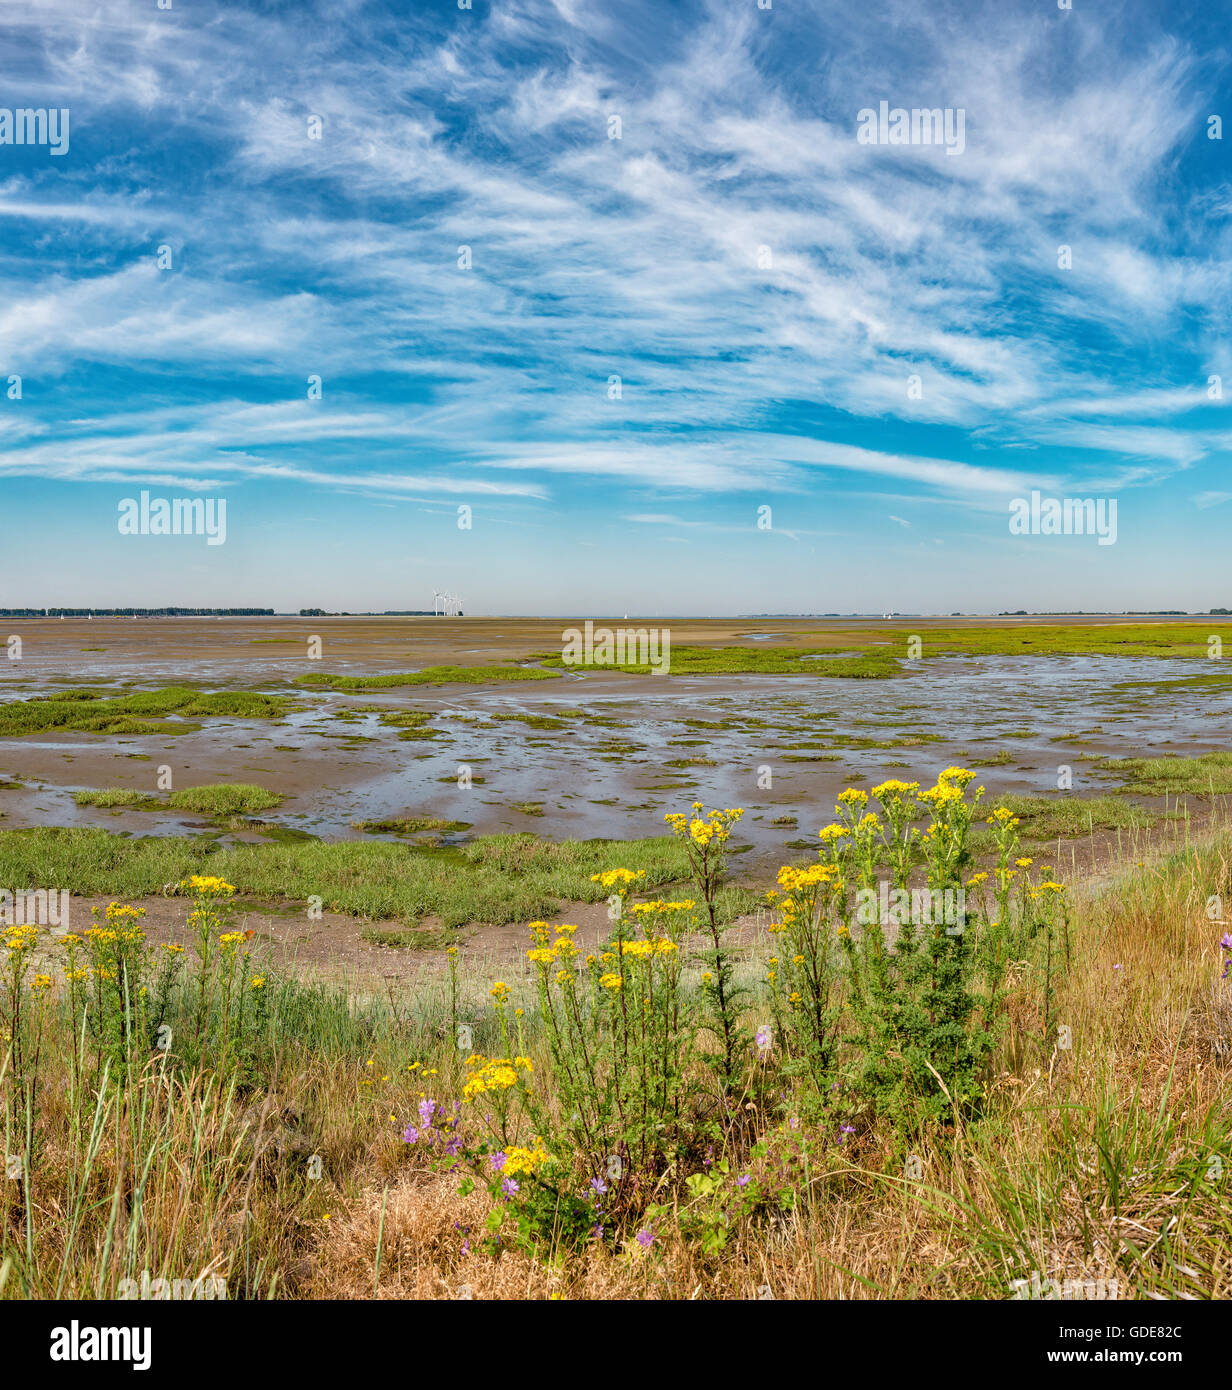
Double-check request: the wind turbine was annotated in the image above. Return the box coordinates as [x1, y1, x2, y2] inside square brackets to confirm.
[432, 589, 442, 616]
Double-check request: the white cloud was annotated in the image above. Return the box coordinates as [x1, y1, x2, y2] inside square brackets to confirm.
[1, 0, 1224, 559]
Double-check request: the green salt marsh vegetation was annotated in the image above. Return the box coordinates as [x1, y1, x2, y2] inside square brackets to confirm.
[884, 622, 1219, 661]
[0, 826, 693, 928]
[1093, 751, 1232, 797]
[352, 815, 470, 835]
[73, 788, 157, 809]
[73, 783, 283, 818]
[0, 687, 297, 736]
[979, 793, 1158, 842]
[535, 644, 900, 678]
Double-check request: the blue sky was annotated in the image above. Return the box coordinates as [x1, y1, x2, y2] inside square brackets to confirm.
[1, 0, 1230, 615]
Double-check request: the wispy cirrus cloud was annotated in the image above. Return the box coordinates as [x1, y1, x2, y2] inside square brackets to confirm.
[0, 0, 1228, 609]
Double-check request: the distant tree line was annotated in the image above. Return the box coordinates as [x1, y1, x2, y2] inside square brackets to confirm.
[0, 608, 275, 617]
[1000, 610, 1217, 617]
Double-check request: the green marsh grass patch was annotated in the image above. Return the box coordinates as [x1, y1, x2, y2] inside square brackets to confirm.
[981, 793, 1157, 842]
[352, 815, 468, 835]
[73, 789, 157, 809]
[168, 783, 283, 817]
[535, 645, 899, 679]
[0, 826, 692, 928]
[0, 686, 296, 737]
[1094, 751, 1232, 797]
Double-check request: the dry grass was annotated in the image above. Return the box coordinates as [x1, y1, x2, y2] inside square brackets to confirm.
[4, 827, 1231, 1300]
[307, 834, 1232, 1299]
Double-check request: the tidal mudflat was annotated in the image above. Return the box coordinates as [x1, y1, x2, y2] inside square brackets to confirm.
[2, 615, 1230, 871]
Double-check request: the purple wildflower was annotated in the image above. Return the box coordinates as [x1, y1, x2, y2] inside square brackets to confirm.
[501, 1177, 520, 1199]
[635, 1228, 654, 1249]
[737, 1174, 751, 1187]
[490, 1151, 507, 1172]
[589, 1176, 608, 1197]
[418, 1099, 437, 1129]
[839, 1124, 856, 1143]
[402, 1125, 419, 1144]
